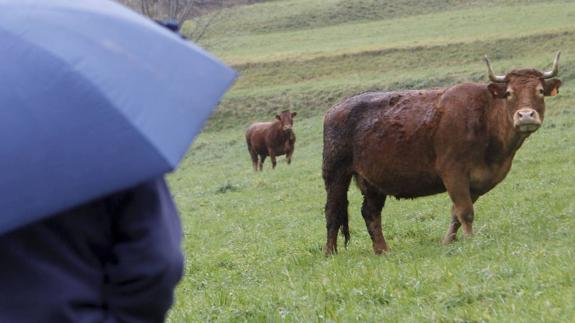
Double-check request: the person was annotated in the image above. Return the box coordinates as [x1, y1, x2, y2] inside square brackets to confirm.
[155, 19, 181, 33]
[0, 178, 183, 323]
[0, 19, 194, 323]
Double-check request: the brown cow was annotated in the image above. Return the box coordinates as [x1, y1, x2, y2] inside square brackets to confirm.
[322, 53, 562, 255]
[246, 110, 297, 171]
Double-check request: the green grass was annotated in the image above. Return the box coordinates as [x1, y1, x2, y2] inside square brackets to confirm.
[167, 0, 575, 321]
[168, 107, 575, 322]
[202, 2, 575, 64]
[195, 0, 570, 38]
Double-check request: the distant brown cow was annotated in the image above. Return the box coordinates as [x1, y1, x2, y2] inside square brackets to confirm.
[246, 110, 297, 171]
[322, 53, 562, 255]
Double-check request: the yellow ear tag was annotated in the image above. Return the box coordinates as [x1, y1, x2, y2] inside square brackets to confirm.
[551, 88, 558, 96]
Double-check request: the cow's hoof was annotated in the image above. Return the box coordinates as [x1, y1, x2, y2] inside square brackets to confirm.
[373, 241, 389, 255]
[373, 246, 389, 255]
[442, 235, 457, 245]
[462, 233, 474, 241]
[324, 245, 337, 257]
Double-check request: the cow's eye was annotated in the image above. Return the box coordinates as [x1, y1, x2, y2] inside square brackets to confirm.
[505, 91, 512, 99]
[539, 89, 545, 96]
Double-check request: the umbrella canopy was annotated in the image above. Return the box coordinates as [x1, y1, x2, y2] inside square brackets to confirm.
[0, 0, 236, 234]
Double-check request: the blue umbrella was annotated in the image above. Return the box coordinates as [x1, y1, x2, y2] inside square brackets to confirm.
[0, 0, 236, 234]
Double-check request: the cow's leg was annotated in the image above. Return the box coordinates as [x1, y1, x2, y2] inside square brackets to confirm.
[323, 171, 352, 256]
[358, 177, 389, 254]
[442, 176, 475, 243]
[250, 150, 259, 172]
[286, 150, 293, 165]
[443, 194, 479, 244]
[258, 155, 266, 171]
[268, 150, 277, 169]
[443, 213, 461, 244]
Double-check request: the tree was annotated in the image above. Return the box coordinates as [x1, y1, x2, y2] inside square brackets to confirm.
[115, 0, 224, 42]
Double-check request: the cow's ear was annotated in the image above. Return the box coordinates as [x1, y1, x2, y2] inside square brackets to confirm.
[487, 83, 507, 99]
[275, 114, 281, 120]
[291, 112, 297, 118]
[544, 79, 562, 97]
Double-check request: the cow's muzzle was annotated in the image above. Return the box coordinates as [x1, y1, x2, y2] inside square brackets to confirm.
[514, 108, 541, 133]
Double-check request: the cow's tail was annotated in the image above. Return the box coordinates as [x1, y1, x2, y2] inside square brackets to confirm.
[341, 213, 350, 247]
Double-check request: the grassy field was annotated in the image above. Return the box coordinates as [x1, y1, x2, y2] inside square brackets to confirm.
[202, 2, 575, 64]
[169, 0, 575, 321]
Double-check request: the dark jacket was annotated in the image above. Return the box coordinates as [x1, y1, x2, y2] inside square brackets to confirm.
[0, 178, 183, 323]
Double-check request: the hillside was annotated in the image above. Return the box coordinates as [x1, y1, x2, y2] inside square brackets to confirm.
[197, 0, 575, 131]
[168, 0, 575, 321]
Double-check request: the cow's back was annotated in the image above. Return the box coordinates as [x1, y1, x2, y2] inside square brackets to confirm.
[323, 89, 446, 198]
[246, 122, 273, 155]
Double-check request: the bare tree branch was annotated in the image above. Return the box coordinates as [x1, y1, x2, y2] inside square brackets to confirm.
[115, 0, 227, 42]
[188, 9, 222, 42]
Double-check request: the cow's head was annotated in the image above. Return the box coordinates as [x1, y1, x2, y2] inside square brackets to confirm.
[276, 110, 297, 131]
[485, 52, 562, 134]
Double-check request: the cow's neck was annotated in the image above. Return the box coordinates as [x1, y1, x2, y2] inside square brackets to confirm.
[486, 100, 528, 163]
[272, 120, 289, 139]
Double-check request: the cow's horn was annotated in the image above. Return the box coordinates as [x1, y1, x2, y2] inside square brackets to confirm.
[484, 55, 506, 83]
[542, 51, 560, 79]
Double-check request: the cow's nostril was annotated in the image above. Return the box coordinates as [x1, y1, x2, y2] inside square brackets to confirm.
[518, 111, 535, 119]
